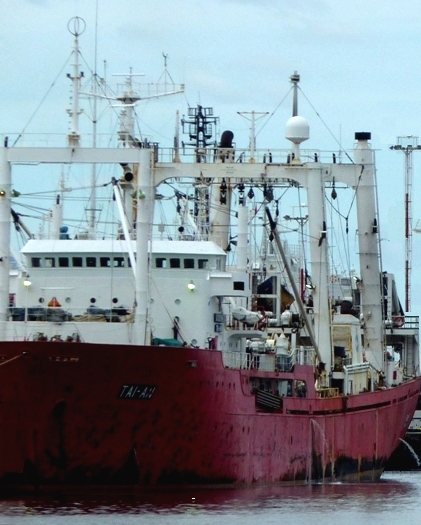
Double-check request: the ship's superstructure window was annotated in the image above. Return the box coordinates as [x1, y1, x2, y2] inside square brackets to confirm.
[154, 256, 218, 269]
[29, 252, 220, 270]
[295, 381, 307, 398]
[233, 281, 245, 291]
[113, 257, 125, 267]
[170, 258, 181, 268]
[30, 254, 221, 270]
[156, 257, 167, 268]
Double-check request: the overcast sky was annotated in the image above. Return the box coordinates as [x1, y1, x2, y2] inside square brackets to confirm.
[2, 0, 421, 312]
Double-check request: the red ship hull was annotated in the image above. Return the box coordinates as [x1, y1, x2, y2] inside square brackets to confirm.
[0, 341, 419, 492]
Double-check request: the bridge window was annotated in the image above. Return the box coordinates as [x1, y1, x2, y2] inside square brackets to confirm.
[100, 257, 110, 267]
[198, 259, 209, 269]
[58, 257, 69, 268]
[156, 257, 167, 268]
[170, 258, 181, 268]
[31, 257, 41, 268]
[184, 258, 195, 269]
[86, 257, 96, 267]
[45, 257, 55, 268]
[72, 257, 83, 267]
[113, 257, 125, 267]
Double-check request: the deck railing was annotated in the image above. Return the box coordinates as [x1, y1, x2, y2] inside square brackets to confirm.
[222, 346, 316, 372]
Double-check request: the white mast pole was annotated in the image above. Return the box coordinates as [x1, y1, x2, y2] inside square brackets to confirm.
[237, 111, 268, 164]
[67, 17, 86, 147]
[237, 202, 248, 272]
[51, 195, 63, 240]
[250, 111, 255, 163]
[354, 133, 384, 369]
[112, 179, 137, 274]
[173, 110, 180, 162]
[306, 168, 331, 374]
[88, 71, 98, 239]
[0, 143, 11, 339]
[88, 4, 100, 239]
[134, 148, 154, 345]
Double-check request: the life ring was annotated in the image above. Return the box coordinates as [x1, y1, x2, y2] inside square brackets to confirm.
[392, 315, 405, 328]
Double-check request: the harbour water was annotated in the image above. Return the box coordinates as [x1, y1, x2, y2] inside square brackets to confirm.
[0, 471, 420, 525]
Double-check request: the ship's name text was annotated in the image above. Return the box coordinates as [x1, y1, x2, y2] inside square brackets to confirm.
[118, 384, 157, 400]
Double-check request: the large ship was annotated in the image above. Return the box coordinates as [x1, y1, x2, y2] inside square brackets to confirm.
[0, 20, 419, 492]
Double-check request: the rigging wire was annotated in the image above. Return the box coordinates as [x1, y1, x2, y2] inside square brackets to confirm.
[13, 181, 109, 198]
[324, 166, 364, 281]
[298, 86, 354, 164]
[12, 52, 73, 147]
[255, 86, 293, 138]
[326, 193, 353, 297]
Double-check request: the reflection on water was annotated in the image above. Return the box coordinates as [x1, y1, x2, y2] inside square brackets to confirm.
[0, 472, 420, 524]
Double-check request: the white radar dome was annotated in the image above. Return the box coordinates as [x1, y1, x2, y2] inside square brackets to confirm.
[285, 115, 310, 144]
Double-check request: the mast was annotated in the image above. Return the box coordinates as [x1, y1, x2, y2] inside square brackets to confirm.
[291, 70, 300, 117]
[305, 166, 331, 374]
[237, 111, 268, 163]
[114, 63, 184, 233]
[51, 194, 63, 240]
[354, 132, 384, 369]
[173, 110, 180, 162]
[285, 72, 308, 163]
[88, 86, 98, 239]
[283, 72, 332, 380]
[67, 17, 85, 147]
[182, 106, 218, 241]
[135, 148, 154, 345]
[89, 5, 100, 240]
[237, 188, 248, 272]
[390, 136, 421, 312]
[0, 143, 11, 339]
